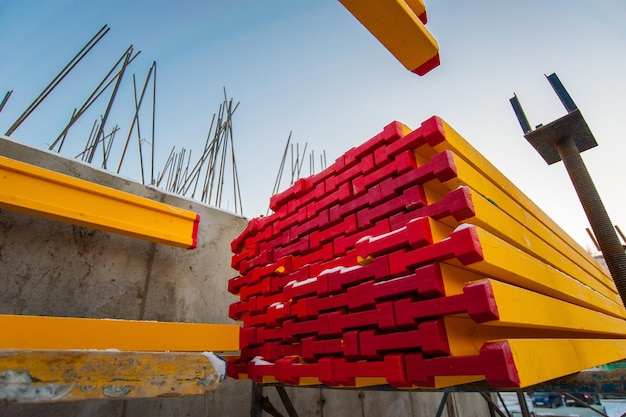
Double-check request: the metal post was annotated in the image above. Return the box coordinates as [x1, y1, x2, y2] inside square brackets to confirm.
[511, 73, 626, 307]
[555, 135, 626, 303]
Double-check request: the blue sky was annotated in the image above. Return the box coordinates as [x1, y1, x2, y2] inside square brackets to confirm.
[2, 1, 626, 249]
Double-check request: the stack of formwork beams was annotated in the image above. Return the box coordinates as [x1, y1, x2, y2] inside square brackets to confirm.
[227, 116, 626, 389]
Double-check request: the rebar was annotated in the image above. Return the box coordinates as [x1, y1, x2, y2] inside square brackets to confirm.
[6, 25, 110, 136]
[49, 45, 139, 152]
[92, 47, 135, 166]
[150, 62, 157, 185]
[117, 61, 155, 176]
[0, 90, 13, 115]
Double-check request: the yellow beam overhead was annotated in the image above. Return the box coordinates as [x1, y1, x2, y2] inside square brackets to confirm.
[339, 0, 440, 75]
[0, 155, 200, 249]
[0, 350, 226, 403]
[0, 314, 239, 352]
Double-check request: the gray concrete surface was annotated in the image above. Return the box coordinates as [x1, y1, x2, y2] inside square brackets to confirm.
[0, 137, 489, 416]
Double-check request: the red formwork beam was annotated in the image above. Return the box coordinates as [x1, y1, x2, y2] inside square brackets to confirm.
[228, 115, 624, 389]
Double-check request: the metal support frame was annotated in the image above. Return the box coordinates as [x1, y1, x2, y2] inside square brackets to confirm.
[275, 385, 300, 417]
[517, 392, 531, 417]
[480, 392, 509, 417]
[250, 383, 300, 417]
[251, 382, 265, 417]
[435, 392, 450, 417]
[510, 73, 626, 307]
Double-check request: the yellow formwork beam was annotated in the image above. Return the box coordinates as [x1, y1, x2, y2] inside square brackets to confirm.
[419, 150, 617, 294]
[439, 319, 626, 388]
[0, 315, 239, 352]
[417, 118, 609, 284]
[462, 224, 626, 319]
[0, 350, 227, 403]
[0, 155, 200, 249]
[469, 278, 626, 337]
[426, 220, 626, 319]
[440, 262, 624, 323]
[444, 330, 626, 388]
[338, 0, 439, 75]
[445, 315, 626, 358]
[424, 184, 622, 305]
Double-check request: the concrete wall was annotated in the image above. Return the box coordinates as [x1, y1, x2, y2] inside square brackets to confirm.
[0, 137, 488, 417]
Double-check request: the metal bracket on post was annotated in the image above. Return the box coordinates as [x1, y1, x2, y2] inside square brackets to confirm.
[510, 73, 626, 308]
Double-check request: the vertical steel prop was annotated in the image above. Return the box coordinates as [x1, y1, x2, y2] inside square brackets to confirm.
[511, 73, 626, 307]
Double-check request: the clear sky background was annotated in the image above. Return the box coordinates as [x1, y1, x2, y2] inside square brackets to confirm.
[1, 1, 626, 251]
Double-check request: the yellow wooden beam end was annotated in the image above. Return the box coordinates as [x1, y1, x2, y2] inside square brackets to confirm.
[0, 315, 240, 352]
[460, 225, 626, 319]
[503, 338, 626, 389]
[439, 276, 626, 358]
[0, 350, 225, 403]
[0, 155, 200, 249]
[338, 0, 440, 75]
[427, 218, 626, 318]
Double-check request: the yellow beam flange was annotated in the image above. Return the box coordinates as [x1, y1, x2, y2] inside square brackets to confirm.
[339, 0, 440, 75]
[0, 315, 239, 352]
[0, 155, 200, 249]
[427, 220, 626, 319]
[425, 184, 622, 305]
[467, 225, 626, 319]
[0, 350, 227, 403]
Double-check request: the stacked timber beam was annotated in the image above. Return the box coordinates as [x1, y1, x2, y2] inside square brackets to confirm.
[227, 116, 626, 389]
